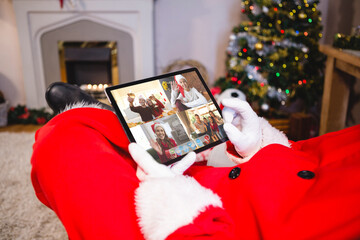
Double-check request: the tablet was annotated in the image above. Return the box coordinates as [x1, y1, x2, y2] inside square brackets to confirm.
[105, 68, 228, 165]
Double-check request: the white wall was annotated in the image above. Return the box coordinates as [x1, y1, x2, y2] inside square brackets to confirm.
[154, 0, 243, 85]
[0, 0, 25, 106]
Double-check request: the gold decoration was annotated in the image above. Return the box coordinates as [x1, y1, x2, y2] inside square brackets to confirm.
[162, 81, 169, 91]
[298, 12, 307, 19]
[255, 42, 264, 50]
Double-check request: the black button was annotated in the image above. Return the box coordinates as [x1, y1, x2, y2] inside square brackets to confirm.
[297, 170, 315, 179]
[229, 167, 241, 179]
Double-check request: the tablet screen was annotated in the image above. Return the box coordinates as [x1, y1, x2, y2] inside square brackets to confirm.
[105, 68, 228, 165]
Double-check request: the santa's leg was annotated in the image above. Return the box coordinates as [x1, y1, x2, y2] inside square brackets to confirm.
[31, 107, 143, 240]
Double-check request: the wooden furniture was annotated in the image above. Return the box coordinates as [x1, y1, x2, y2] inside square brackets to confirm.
[319, 45, 360, 135]
[268, 118, 290, 135]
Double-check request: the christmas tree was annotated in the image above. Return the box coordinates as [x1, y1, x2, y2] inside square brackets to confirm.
[215, 0, 325, 117]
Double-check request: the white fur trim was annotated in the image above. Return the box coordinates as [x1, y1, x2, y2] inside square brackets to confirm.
[60, 101, 113, 114]
[227, 117, 290, 164]
[135, 175, 223, 240]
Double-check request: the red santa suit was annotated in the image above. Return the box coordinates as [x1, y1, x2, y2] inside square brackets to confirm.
[31, 106, 360, 240]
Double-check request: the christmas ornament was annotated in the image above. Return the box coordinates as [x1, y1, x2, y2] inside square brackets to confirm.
[298, 12, 307, 19]
[261, 103, 269, 111]
[255, 42, 264, 50]
[162, 81, 169, 91]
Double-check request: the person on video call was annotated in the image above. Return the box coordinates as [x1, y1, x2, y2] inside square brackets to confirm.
[170, 74, 207, 111]
[149, 122, 177, 163]
[193, 114, 207, 137]
[146, 95, 165, 117]
[209, 116, 220, 142]
[203, 116, 212, 137]
[209, 110, 225, 138]
[30, 82, 360, 240]
[128, 95, 154, 122]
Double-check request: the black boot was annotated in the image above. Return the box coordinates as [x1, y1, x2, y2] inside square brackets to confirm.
[45, 82, 113, 114]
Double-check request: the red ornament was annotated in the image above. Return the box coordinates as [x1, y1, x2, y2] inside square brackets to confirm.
[242, 9, 245, 13]
[243, 48, 248, 53]
[281, 29, 285, 34]
[211, 86, 222, 96]
[303, 79, 307, 84]
[36, 117, 46, 125]
[231, 77, 237, 82]
[260, 83, 265, 87]
[274, 7, 278, 11]
[237, 80, 242, 85]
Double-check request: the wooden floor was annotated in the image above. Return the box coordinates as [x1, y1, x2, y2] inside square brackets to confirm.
[0, 124, 43, 132]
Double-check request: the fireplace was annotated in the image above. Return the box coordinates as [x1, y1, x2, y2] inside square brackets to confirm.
[59, 41, 118, 86]
[13, 0, 154, 108]
[58, 41, 120, 101]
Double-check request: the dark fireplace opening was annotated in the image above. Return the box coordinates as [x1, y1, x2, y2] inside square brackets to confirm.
[58, 41, 118, 101]
[64, 47, 112, 85]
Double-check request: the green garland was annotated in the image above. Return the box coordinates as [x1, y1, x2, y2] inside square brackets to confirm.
[8, 105, 54, 125]
[333, 33, 360, 50]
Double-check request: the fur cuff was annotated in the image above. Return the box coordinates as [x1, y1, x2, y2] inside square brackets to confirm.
[60, 101, 113, 114]
[226, 117, 290, 164]
[135, 175, 223, 240]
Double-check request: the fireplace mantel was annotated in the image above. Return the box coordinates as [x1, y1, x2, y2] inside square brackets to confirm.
[13, 0, 154, 108]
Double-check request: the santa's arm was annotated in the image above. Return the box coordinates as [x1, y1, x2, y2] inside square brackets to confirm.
[129, 144, 237, 240]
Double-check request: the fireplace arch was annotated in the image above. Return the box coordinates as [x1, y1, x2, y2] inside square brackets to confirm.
[13, 0, 154, 108]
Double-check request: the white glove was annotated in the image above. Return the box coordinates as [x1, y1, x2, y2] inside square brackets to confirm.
[221, 98, 290, 164]
[222, 98, 261, 161]
[128, 143, 222, 240]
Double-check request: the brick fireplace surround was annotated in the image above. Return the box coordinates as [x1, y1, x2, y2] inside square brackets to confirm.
[13, 0, 154, 108]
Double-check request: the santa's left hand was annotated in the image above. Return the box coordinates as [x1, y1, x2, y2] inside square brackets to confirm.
[128, 143, 196, 181]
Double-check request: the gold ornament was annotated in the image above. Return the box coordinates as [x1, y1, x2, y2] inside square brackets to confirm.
[162, 81, 168, 91]
[298, 12, 307, 19]
[255, 42, 264, 50]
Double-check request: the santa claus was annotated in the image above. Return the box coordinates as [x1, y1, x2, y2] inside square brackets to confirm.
[31, 82, 360, 240]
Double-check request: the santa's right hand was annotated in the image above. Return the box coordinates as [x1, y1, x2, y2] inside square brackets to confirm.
[221, 98, 261, 159]
[128, 143, 196, 181]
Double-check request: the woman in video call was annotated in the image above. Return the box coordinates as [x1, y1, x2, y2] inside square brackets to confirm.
[209, 110, 225, 138]
[209, 116, 220, 142]
[170, 74, 207, 111]
[149, 122, 177, 163]
[203, 116, 212, 137]
[194, 114, 207, 137]
[146, 95, 165, 117]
